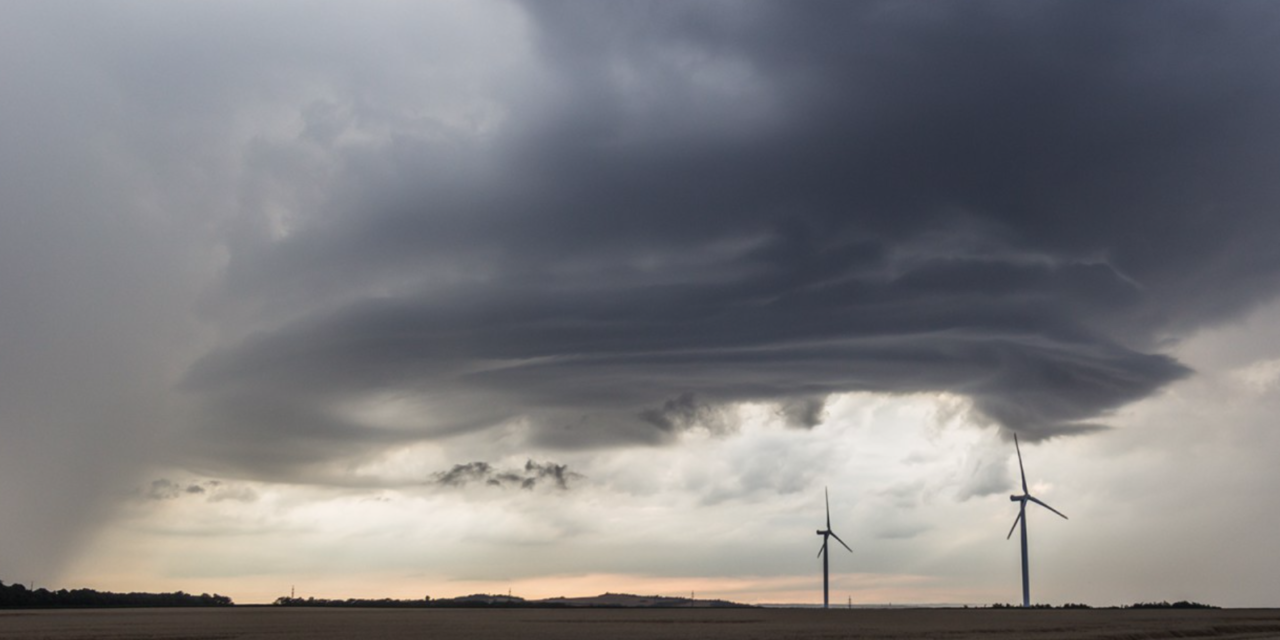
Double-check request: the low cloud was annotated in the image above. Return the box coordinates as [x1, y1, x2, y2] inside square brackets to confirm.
[136, 479, 259, 504]
[776, 396, 828, 430]
[638, 393, 731, 434]
[433, 460, 581, 491]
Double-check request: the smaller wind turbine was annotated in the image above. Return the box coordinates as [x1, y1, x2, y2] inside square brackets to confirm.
[816, 487, 852, 609]
[1007, 433, 1067, 607]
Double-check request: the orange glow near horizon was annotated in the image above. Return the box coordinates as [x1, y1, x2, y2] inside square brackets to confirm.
[55, 568, 1003, 607]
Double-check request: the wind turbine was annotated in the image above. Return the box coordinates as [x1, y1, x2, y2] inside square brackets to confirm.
[816, 487, 852, 609]
[1007, 433, 1067, 607]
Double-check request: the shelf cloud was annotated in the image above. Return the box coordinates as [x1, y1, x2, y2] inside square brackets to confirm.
[178, 1, 1279, 479]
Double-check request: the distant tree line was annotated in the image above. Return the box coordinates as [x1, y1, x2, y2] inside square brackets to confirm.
[272, 593, 757, 609]
[272, 594, 575, 608]
[986, 600, 1218, 610]
[0, 580, 232, 608]
[1126, 601, 1220, 610]
[273, 596, 437, 608]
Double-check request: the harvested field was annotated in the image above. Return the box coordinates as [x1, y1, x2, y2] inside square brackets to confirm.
[2, 607, 1280, 640]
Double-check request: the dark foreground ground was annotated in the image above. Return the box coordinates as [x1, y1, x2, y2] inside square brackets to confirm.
[3, 607, 1280, 639]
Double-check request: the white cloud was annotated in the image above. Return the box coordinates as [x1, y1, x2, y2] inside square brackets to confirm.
[1231, 357, 1280, 394]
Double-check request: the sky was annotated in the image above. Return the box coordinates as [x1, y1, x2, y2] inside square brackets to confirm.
[3, 0, 1280, 607]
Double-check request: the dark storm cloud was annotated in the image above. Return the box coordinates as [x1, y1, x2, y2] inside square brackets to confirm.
[433, 460, 580, 490]
[181, 1, 1280, 478]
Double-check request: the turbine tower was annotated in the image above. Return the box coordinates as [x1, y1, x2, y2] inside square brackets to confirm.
[1007, 433, 1067, 607]
[816, 487, 851, 609]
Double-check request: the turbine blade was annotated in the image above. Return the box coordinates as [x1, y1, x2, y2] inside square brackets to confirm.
[825, 486, 831, 530]
[1028, 495, 1068, 520]
[830, 531, 853, 553]
[1015, 433, 1028, 494]
[817, 538, 827, 558]
[1006, 509, 1023, 540]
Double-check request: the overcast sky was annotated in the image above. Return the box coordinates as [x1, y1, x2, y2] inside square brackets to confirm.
[4, 0, 1280, 606]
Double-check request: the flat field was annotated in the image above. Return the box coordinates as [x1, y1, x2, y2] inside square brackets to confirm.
[3, 607, 1280, 639]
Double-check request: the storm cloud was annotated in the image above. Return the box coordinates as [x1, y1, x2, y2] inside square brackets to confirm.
[5, 0, 1280, 582]
[178, 1, 1280, 478]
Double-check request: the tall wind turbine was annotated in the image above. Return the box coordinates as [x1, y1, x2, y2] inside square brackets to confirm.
[1007, 433, 1067, 607]
[816, 487, 851, 609]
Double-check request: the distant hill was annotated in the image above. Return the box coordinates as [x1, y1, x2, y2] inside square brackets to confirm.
[539, 593, 753, 608]
[272, 592, 753, 608]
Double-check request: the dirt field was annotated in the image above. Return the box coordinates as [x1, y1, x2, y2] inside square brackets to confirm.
[2, 607, 1280, 639]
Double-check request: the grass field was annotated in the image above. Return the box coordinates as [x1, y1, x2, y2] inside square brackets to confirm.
[2, 607, 1280, 639]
